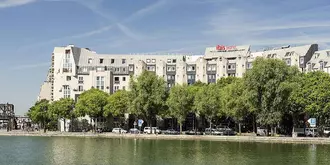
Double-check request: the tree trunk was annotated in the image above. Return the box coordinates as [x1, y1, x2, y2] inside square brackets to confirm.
[43, 120, 47, 133]
[238, 122, 242, 135]
[149, 119, 152, 134]
[253, 114, 257, 134]
[63, 118, 66, 132]
[179, 122, 182, 135]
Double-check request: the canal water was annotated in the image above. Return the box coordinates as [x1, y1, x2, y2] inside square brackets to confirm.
[0, 136, 329, 165]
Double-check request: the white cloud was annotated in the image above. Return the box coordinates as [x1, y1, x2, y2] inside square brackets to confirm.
[205, 5, 330, 47]
[124, 0, 167, 22]
[0, 0, 37, 8]
[10, 62, 51, 70]
[19, 0, 169, 50]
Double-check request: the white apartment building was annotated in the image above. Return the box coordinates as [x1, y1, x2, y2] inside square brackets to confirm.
[38, 43, 318, 101]
[306, 50, 330, 73]
[37, 43, 318, 131]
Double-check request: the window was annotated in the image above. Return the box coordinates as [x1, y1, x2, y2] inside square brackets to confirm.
[129, 65, 134, 71]
[78, 85, 83, 92]
[172, 59, 177, 63]
[152, 59, 156, 63]
[122, 59, 126, 64]
[207, 66, 212, 71]
[300, 57, 304, 64]
[146, 59, 151, 63]
[167, 66, 176, 71]
[123, 77, 126, 81]
[100, 59, 104, 64]
[188, 75, 195, 80]
[88, 58, 93, 64]
[97, 67, 104, 72]
[212, 65, 216, 71]
[82, 67, 88, 72]
[96, 76, 105, 90]
[307, 63, 312, 71]
[167, 59, 171, 63]
[327, 51, 330, 57]
[114, 77, 120, 83]
[63, 53, 72, 73]
[78, 77, 84, 84]
[66, 76, 71, 81]
[115, 68, 120, 72]
[111, 59, 115, 64]
[167, 75, 175, 80]
[63, 85, 70, 98]
[147, 66, 155, 71]
[123, 68, 126, 72]
[114, 86, 119, 92]
[320, 62, 324, 70]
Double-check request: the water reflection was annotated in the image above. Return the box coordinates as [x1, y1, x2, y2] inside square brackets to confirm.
[1, 137, 330, 165]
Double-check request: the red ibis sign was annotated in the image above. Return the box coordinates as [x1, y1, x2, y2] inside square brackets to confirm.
[216, 45, 237, 50]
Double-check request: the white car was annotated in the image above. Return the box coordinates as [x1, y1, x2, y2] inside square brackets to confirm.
[112, 128, 127, 134]
[144, 127, 161, 134]
[324, 127, 330, 137]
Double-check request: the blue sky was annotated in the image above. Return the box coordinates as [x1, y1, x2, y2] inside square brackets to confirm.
[1, 0, 330, 115]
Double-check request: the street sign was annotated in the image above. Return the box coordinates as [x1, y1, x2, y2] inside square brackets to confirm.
[308, 118, 316, 127]
[138, 119, 144, 127]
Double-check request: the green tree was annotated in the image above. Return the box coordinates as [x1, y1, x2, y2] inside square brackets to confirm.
[244, 57, 299, 135]
[216, 76, 239, 88]
[129, 70, 167, 133]
[49, 98, 75, 132]
[75, 88, 109, 132]
[194, 83, 222, 129]
[221, 79, 249, 135]
[27, 99, 52, 133]
[290, 71, 330, 130]
[166, 84, 193, 134]
[104, 90, 129, 127]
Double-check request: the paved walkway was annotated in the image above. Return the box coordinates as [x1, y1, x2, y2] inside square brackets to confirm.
[1, 130, 330, 144]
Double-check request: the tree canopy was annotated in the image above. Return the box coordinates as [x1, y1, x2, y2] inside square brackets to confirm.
[244, 58, 299, 129]
[166, 84, 193, 133]
[129, 70, 167, 127]
[104, 90, 129, 117]
[75, 88, 109, 118]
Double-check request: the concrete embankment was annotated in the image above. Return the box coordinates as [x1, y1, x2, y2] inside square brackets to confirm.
[1, 131, 330, 144]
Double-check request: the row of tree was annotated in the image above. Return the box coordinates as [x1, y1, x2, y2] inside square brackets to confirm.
[28, 57, 330, 135]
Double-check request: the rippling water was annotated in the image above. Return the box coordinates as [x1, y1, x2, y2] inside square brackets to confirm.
[0, 136, 329, 165]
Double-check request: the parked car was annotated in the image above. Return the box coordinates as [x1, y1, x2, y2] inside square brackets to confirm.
[185, 130, 203, 135]
[144, 127, 161, 134]
[324, 127, 330, 137]
[163, 129, 179, 135]
[256, 127, 268, 136]
[129, 128, 140, 134]
[204, 128, 222, 135]
[112, 128, 127, 134]
[217, 127, 236, 136]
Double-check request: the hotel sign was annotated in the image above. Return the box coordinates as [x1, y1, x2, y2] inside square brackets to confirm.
[216, 45, 237, 50]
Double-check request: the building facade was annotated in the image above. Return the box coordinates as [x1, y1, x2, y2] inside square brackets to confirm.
[37, 43, 319, 131]
[38, 43, 318, 102]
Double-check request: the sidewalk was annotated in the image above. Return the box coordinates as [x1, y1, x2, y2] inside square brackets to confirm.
[1, 130, 330, 144]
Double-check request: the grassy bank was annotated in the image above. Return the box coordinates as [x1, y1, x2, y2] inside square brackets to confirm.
[0, 131, 330, 144]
